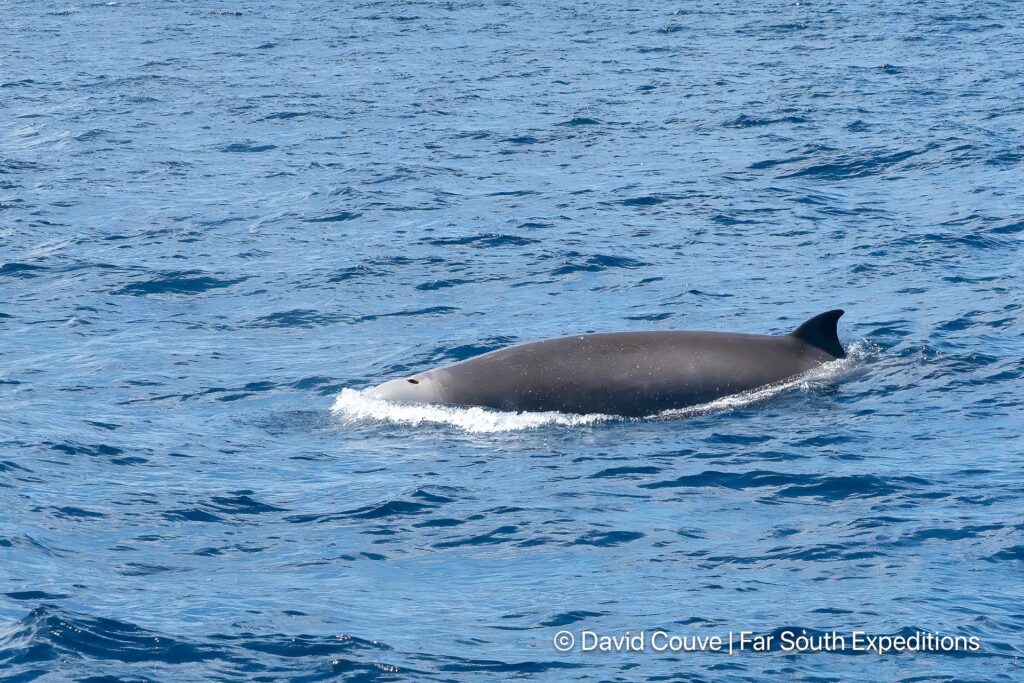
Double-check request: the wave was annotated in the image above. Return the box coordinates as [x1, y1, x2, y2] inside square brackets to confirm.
[0, 605, 408, 680]
[331, 343, 869, 433]
[0, 605, 583, 680]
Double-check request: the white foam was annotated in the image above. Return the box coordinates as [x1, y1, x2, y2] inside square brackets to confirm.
[331, 388, 613, 433]
[333, 342, 869, 433]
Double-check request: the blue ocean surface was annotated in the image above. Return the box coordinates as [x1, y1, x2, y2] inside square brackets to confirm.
[2, 0, 1023, 680]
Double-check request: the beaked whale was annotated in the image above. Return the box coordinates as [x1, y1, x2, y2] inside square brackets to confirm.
[366, 310, 847, 417]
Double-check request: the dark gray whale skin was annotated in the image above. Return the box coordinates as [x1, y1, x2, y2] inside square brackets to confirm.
[366, 310, 847, 417]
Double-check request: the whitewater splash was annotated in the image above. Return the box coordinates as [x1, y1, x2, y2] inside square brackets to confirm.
[331, 388, 613, 433]
[332, 343, 868, 433]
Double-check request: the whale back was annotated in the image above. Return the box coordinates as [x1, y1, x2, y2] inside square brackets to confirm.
[426, 330, 836, 416]
[370, 310, 848, 416]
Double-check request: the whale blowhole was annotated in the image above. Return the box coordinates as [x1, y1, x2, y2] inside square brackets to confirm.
[407, 378, 419, 384]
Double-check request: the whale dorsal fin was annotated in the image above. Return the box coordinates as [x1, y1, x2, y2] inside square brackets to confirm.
[790, 309, 846, 358]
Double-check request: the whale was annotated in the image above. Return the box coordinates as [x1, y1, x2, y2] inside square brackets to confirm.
[366, 310, 847, 417]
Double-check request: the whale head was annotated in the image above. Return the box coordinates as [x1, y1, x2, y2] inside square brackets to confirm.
[366, 372, 445, 404]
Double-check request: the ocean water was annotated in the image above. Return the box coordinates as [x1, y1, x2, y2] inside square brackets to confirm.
[2, 0, 1022, 680]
